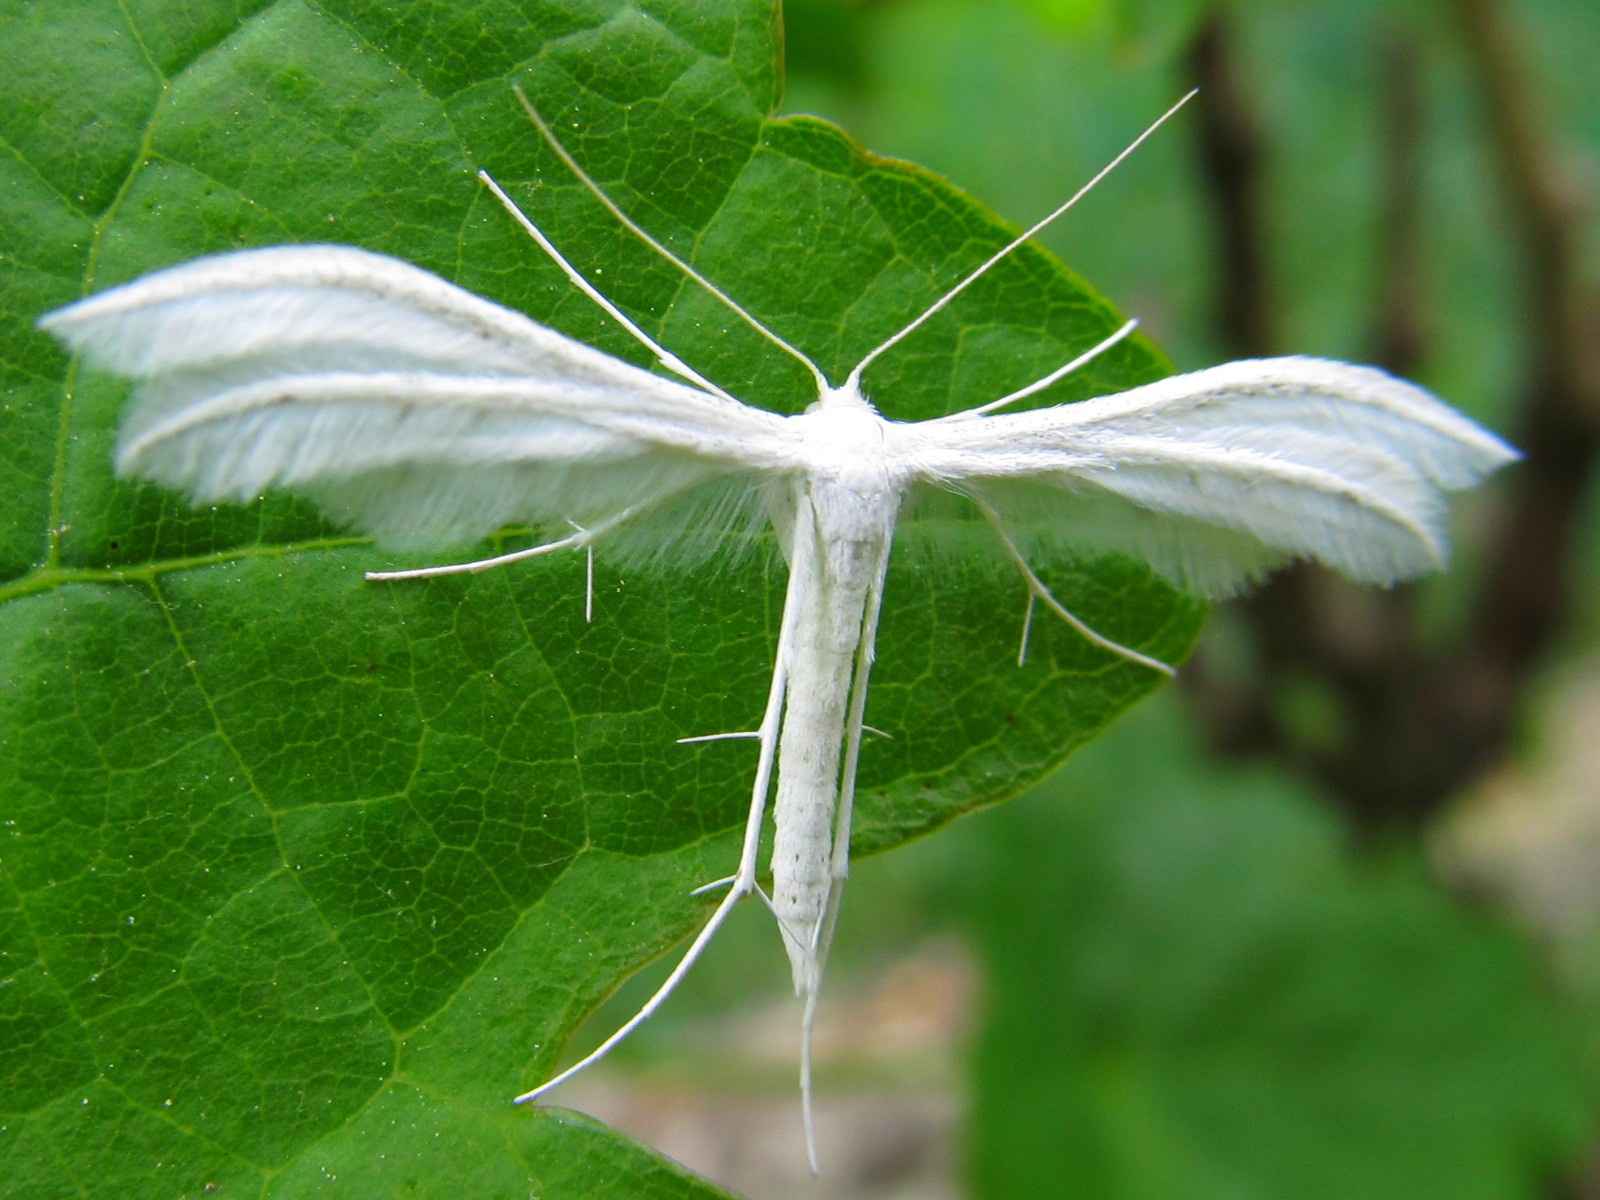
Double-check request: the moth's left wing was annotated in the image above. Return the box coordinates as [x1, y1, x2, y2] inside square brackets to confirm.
[42, 245, 801, 553]
[899, 357, 1517, 596]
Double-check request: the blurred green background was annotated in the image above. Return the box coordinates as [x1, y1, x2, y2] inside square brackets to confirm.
[562, 0, 1600, 1196]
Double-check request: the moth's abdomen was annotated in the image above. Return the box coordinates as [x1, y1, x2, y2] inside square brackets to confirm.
[770, 476, 896, 994]
[771, 622, 856, 993]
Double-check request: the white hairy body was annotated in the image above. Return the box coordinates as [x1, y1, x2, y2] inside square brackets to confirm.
[40, 92, 1516, 1170]
[771, 402, 898, 994]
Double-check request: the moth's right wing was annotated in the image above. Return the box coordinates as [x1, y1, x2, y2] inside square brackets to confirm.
[41, 245, 801, 552]
[900, 357, 1517, 596]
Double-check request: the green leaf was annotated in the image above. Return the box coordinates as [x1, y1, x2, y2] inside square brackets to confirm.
[0, 1, 1200, 1195]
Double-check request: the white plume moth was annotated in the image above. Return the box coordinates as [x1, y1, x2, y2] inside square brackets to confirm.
[40, 88, 1516, 1170]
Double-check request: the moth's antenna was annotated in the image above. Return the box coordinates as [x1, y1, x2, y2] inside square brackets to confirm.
[477, 170, 738, 401]
[513, 84, 835, 397]
[844, 89, 1198, 391]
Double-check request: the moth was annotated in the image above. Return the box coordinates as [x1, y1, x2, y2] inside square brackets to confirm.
[40, 90, 1515, 1168]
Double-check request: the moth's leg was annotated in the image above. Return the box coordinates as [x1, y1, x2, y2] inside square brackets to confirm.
[585, 543, 595, 623]
[509, 84, 833, 398]
[364, 532, 584, 581]
[513, 877, 753, 1105]
[517, 541, 806, 1104]
[1017, 592, 1037, 667]
[365, 506, 641, 583]
[686, 520, 814, 905]
[565, 518, 597, 621]
[949, 318, 1138, 421]
[674, 737, 765, 855]
[826, 537, 893, 890]
[792, 873, 843, 1177]
[973, 497, 1175, 676]
[718, 544, 807, 902]
[753, 886, 809, 938]
[691, 875, 774, 911]
[515, 686, 785, 1104]
[800, 986, 823, 1176]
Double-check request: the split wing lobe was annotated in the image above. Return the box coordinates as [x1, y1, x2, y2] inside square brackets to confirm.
[42, 245, 799, 551]
[906, 356, 1518, 597]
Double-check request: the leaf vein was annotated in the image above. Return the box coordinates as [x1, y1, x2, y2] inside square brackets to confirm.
[146, 577, 403, 1051]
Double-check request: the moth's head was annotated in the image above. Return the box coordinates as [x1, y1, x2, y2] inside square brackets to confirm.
[807, 380, 877, 416]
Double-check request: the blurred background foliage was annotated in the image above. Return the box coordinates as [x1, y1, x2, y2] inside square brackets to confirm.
[566, 0, 1600, 1196]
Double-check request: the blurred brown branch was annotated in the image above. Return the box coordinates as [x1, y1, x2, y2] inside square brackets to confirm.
[1456, 0, 1600, 748]
[1180, 1, 1600, 833]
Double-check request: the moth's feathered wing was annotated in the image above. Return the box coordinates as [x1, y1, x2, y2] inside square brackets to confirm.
[41, 245, 799, 553]
[904, 357, 1518, 596]
[44, 247, 1518, 594]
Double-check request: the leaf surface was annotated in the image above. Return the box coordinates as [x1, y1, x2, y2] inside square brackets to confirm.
[0, 2, 1200, 1195]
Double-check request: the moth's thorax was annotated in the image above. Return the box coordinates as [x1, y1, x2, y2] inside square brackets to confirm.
[793, 381, 905, 500]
